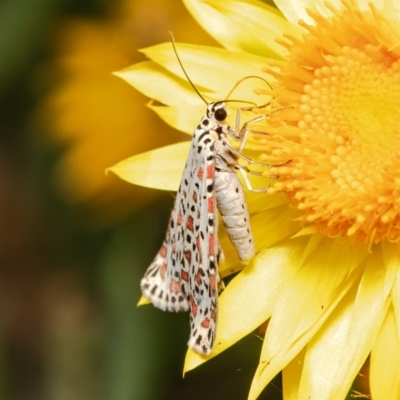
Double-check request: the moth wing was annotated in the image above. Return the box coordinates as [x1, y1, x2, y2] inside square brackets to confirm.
[140, 146, 202, 313]
[186, 147, 220, 355]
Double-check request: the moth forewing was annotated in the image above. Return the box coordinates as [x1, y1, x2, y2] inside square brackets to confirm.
[186, 145, 219, 355]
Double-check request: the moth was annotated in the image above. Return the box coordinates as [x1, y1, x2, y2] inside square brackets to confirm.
[141, 34, 273, 356]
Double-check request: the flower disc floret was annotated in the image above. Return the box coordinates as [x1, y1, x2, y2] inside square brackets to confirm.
[261, 2, 400, 245]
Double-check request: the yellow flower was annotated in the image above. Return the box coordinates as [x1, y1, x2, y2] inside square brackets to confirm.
[110, 0, 400, 398]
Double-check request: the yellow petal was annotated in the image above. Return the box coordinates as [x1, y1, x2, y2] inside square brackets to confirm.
[137, 295, 151, 306]
[249, 238, 367, 400]
[205, 0, 304, 56]
[115, 53, 273, 135]
[274, 0, 394, 26]
[140, 42, 273, 103]
[148, 104, 202, 135]
[370, 305, 400, 400]
[296, 249, 393, 400]
[294, 281, 360, 400]
[107, 142, 190, 191]
[246, 190, 289, 214]
[273, 0, 323, 25]
[282, 348, 305, 400]
[183, 0, 299, 58]
[392, 267, 400, 339]
[251, 205, 301, 250]
[297, 233, 325, 265]
[114, 61, 202, 106]
[291, 225, 318, 237]
[184, 237, 309, 373]
[382, 241, 400, 338]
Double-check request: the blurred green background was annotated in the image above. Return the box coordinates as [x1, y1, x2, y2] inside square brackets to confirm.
[0, 0, 285, 398]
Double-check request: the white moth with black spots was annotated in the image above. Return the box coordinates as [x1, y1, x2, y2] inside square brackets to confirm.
[140, 33, 278, 356]
[141, 101, 267, 355]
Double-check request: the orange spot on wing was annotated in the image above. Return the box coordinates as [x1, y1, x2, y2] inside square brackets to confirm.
[209, 234, 214, 255]
[187, 216, 194, 231]
[208, 197, 214, 213]
[160, 263, 167, 279]
[207, 165, 213, 179]
[197, 167, 203, 179]
[210, 274, 216, 290]
[181, 271, 189, 281]
[160, 246, 167, 257]
[201, 318, 210, 328]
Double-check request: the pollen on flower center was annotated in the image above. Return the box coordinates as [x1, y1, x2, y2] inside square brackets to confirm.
[311, 46, 400, 190]
[258, 2, 400, 245]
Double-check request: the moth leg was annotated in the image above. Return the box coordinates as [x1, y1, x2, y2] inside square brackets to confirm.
[223, 106, 267, 150]
[225, 107, 267, 143]
[236, 165, 270, 193]
[233, 103, 272, 153]
[233, 101, 272, 132]
[237, 115, 267, 153]
[228, 146, 275, 167]
[240, 164, 280, 180]
[233, 105, 294, 153]
[233, 150, 288, 192]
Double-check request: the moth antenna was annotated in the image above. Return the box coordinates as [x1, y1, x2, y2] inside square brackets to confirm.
[223, 99, 257, 107]
[225, 75, 273, 100]
[168, 31, 208, 105]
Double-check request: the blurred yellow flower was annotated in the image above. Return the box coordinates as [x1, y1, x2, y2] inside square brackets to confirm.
[36, 0, 216, 223]
[110, 0, 400, 398]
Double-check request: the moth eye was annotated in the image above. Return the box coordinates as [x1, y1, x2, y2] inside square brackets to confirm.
[214, 107, 227, 121]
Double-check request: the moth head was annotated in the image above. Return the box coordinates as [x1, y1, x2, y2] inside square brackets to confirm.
[208, 102, 229, 122]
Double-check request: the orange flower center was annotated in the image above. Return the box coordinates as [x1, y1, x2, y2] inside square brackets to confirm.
[258, 2, 400, 245]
